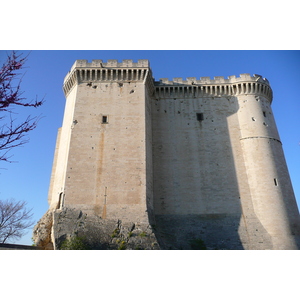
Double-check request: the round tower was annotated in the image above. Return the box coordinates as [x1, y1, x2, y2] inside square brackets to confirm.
[235, 74, 300, 249]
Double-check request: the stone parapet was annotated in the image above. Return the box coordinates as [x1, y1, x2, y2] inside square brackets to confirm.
[70, 59, 150, 71]
[154, 74, 272, 101]
[63, 59, 153, 96]
[156, 73, 269, 85]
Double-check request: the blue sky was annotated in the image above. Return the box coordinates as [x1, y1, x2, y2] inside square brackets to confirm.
[0, 50, 299, 245]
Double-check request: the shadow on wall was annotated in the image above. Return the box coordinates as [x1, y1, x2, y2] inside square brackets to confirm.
[150, 95, 271, 250]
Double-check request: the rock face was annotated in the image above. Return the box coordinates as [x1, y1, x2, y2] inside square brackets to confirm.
[32, 210, 54, 250]
[34, 207, 160, 250]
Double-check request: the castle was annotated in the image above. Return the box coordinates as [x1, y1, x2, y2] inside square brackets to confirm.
[33, 59, 300, 250]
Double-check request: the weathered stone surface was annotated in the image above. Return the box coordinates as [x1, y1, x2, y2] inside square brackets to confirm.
[32, 210, 54, 250]
[52, 207, 160, 250]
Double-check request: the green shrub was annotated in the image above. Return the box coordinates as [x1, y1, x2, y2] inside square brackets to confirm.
[111, 228, 120, 238]
[118, 241, 126, 250]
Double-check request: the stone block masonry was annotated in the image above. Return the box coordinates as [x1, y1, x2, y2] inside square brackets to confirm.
[33, 59, 300, 250]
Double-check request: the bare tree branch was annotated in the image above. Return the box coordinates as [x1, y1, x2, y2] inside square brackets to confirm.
[0, 51, 44, 162]
[0, 198, 34, 243]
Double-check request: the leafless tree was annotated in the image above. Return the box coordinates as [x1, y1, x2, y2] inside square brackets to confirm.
[0, 198, 34, 243]
[0, 51, 43, 162]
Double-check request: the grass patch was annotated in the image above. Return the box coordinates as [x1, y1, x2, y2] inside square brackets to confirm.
[111, 228, 120, 238]
[118, 241, 126, 250]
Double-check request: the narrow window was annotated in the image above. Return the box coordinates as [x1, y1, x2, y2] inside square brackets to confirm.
[102, 115, 108, 124]
[263, 111, 266, 117]
[197, 113, 204, 121]
[58, 192, 64, 209]
[274, 178, 278, 186]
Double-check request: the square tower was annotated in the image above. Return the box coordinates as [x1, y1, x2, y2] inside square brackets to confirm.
[48, 60, 155, 224]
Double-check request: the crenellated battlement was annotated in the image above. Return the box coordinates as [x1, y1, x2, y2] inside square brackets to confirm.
[63, 59, 153, 96]
[63, 60, 272, 101]
[74, 59, 150, 69]
[154, 73, 272, 101]
[65, 59, 150, 80]
[156, 73, 269, 85]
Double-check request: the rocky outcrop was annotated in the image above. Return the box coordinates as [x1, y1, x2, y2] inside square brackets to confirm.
[32, 210, 54, 250]
[52, 207, 160, 250]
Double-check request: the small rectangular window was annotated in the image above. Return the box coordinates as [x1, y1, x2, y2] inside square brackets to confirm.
[102, 115, 108, 124]
[197, 113, 204, 121]
[274, 178, 278, 186]
[263, 111, 266, 117]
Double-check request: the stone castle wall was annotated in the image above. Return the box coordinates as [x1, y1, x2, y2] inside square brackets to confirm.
[33, 60, 300, 250]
